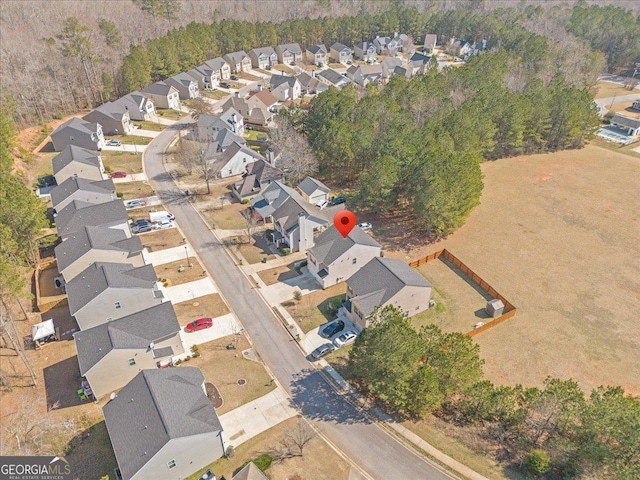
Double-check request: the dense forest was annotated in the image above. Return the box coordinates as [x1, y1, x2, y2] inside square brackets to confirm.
[350, 306, 640, 479]
[0, 1, 638, 125]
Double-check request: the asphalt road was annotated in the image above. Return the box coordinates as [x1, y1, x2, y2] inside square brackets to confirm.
[144, 126, 456, 480]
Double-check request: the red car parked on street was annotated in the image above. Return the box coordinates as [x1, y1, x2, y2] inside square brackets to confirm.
[185, 317, 213, 332]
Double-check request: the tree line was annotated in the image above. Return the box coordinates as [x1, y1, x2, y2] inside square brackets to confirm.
[299, 48, 599, 237]
[349, 306, 640, 479]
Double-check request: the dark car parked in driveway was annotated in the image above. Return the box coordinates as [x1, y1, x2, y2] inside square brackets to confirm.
[311, 343, 335, 360]
[330, 197, 346, 206]
[320, 320, 345, 338]
[219, 81, 231, 89]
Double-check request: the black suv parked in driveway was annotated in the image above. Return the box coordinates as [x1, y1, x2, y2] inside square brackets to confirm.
[330, 197, 346, 206]
[320, 320, 345, 338]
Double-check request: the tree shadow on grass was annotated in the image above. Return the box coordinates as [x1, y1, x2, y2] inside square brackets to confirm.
[288, 368, 372, 425]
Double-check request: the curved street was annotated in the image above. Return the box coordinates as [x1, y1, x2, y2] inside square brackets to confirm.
[143, 124, 457, 480]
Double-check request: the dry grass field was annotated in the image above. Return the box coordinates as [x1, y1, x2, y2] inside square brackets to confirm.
[173, 294, 231, 325]
[383, 145, 640, 394]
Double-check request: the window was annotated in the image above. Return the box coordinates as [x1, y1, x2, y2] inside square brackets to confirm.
[114, 302, 121, 309]
[352, 258, 357, 265]
[128, 358, 136, 366]
[167, 460, 176, 469]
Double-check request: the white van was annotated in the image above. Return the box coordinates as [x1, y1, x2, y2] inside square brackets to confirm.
[149, 210, 175, 223]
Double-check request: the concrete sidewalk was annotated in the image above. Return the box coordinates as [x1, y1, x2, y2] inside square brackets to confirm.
[129, 129, 162, 138]
[219, 387, 297, 448]
[102, 144, 147, 153]
[159, 277, 217, 303]
[145, 244, 194, 266]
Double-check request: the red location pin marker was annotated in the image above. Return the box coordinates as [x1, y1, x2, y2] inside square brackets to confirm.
[334, 210, 356, 238]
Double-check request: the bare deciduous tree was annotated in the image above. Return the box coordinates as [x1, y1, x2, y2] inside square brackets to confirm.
[269, 117, 318, 185]
[240, 208, 258, 244]
[3, 395, 52, 455]
[283, 419, 316, 457]
[174, 133, 195, 175]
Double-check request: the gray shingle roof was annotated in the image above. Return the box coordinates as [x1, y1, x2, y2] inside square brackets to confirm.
[410, 52, 430, 66]
[250, 46, 276, 57]
[307, 45, 327, 54]
[317, 69, 351, 86]
[103, 367, 222, 480]
[52, 145, 102, 174]
[74, 302, 180, 375]
[55, 199, 128, 238]
[167, 71, 197, 87]
[205, 57, 229, 71]
[234, 159, 284, 197]
[347, 257, 431, 317]
[251, 181, 314, 223]
[142, 81, 176, 97]
[298, 176, 330, 197]
[50, 177, 115, 209]
[611, 114, 640, 130]
[66, 262, 158, 315]
[331, 42, 350, 52]
[52, 117, 99, 137]
[232, 462, 269, 480]
[55, 225, 142, 272]
[310, 225, 380, 267]
[278, 43, 302, 55]
[270, 74, 298, 89]
[113, 91, 153, 113]
[83, 102, 128, 123]
[225, 51, 249, 63]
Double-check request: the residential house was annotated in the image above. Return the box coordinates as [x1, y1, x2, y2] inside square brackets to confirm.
[205, 57, 232, 81]
[353, 42, 376, 62]
[269, 74, 301, 101]
[232, 462, 269, 480]
[409, 52, 431, 75]
[423, 33, 437, 53]
[66, 262, 163, 331]
[447, 38, 473, 57]
[222, 91, 275, 126]
[50, 117, 105, 152]
[50, 177, 116, 213]
[316, 69, 352, 89]
[223, 51, 252, 73]
[74, 302, 183, 399]
[52, 145, 106, 184]
[346, 64, 383, 87]
[381, 57, 410, 79]
[55, 225, 144, 281]
[610, 114, 640, 136]
[142, 82, 180, 110]
[55, 199, 129, 241]
[232, 159, 285, 201]
[344, 257, 432, 329]
[306, 44, 327, 66]
[296, 72, 328, 95]
[297, 176, 330, 205]
[113, 91, 156, 121]
[307, 225, 381, 289]
[165, 72, 200, 100]
[209, 128, 247, 154]
[103, 367, 224, 480]
[187, 63, 219, 90]
[197, 108, 244, 140]
[276, 43, 303, 65]
[83, 102, 132, 136]
[389, 33, 410, 53]
[207, 141, 264, 178]
[372, 35, 391, 55]
[248, 47, 277, 69]
[330, 42, 353, 64]
[251, 181, 331, 252]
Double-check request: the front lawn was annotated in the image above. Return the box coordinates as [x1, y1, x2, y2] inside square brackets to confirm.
[101, 151, 143, 174]
[107, 135, 151, 145]
[132, 121, 166, 131]
[115, 181, 155, 200]
[201, 89, 230, 100]
[140, 228, 186, 251]
[155, 257, 206, 287]
[283, 284, 346, 333]
[173, 294, 230, 325]
[257, 263, 300, 286]
[156, 108, 187, 120]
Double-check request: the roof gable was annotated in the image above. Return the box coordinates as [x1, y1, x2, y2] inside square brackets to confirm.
[310, 225, 380, 266]
[55, 199, 127, 237]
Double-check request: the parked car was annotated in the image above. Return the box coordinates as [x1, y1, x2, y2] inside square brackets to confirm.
[311, 343, 335, 360]
[358, 222, 372, 230]
[320, 320, 345, 338]
[318, 200, 328, 210]
[125, 199, 145, 209]
[109, 171, 127, 178]
[219, 82, 231, 89]
[230, 75, 239, 81]
[185, 317, 213, 332]
[330, 197, 346, 206]
[37, 175, 56, 188]
[154, 219, 174, 229]
[132, 223, 152, 234]
[106, 139, 122, 146]
[333, 331, 357, 347]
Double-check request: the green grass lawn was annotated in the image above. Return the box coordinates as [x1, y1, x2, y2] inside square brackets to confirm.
[132, 120, 166, 131]
[243, 129, 266, 141]
[284, 288, 345, 333]
[101, 151, 143, 174]
[156, 109, 186, 120]
[115, 181, 155, 200]
[107, 135, 151, 145]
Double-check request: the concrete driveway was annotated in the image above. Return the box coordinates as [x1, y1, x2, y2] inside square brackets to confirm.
[177, 313, 242, 351]
[160, 277, 217, 304]
[102, 144, 147, 153]
[262, 269, 319, 304]
[110, 173, 148, 183]
[303, 313, 360, 355]
[145, 244, 194, 266]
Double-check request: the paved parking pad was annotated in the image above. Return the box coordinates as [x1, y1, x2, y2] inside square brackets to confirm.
[159, 277, 217, 303]
[177, 313, 242, 354]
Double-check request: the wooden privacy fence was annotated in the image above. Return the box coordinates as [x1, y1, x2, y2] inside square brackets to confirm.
[409, 249, 517, 336]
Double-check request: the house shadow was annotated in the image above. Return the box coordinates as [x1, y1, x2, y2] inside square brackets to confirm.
[438, 257, 494, 302]
[38, 141, 55, 153]
[65, 420, 118, 479]
[43, 355, 84, 410]
[474, 308, 493, 320]
[40, 305, 79, 340]
[288, 368, 372, 425]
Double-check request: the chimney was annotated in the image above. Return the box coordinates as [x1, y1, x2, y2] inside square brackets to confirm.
[298, 212, 314, 251]
[266, 147, 275, 165]
[258, 84, 263, 92]
[394, 32, 398, 38]
[232, 113, 237, 123]
[235, 91, 240, 98]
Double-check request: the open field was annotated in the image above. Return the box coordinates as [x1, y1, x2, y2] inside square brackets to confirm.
[283, 283, 346, 333]
[101, 151, 143, 174]
[139, 228, 186, 251]
[380, 144, 640, 393]
[154, 257, 206, 286]
[592, 81, 636, 99]
[188, 334, 274, 415]
[186, 417, 351, 480]
[173, 294, 230, 325]
[115, 180, 155, 200]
